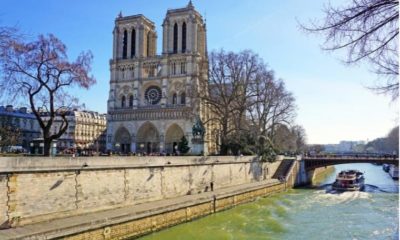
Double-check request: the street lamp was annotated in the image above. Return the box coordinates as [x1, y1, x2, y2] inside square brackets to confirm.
[139, 143, 144, 153]
[115, 142, 120, 152]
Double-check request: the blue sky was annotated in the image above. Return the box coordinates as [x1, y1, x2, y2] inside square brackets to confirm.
[1, 0, 398, 144]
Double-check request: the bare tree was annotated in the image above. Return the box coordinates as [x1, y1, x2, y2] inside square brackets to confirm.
[199, 50, 262, 154]
[247, 72, 296, 143]
[0, 33, 96, 156]
[201, 49, 298, 156]
[292, 125, 307, 153]
[385, 125, 399, 154]
[302, 0, 399, 99]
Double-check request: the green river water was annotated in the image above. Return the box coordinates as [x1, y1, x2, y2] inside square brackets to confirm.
[139, 163, 399, 240]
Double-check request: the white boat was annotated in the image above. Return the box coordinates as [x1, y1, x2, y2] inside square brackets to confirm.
[332, 170, 365, 191]
[389, 165, 399, 179]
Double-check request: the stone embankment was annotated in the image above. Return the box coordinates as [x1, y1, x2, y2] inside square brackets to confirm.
[0, 156, 299, 239]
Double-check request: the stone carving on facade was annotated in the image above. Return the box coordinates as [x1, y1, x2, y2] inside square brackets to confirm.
[192, 116, 205, 139]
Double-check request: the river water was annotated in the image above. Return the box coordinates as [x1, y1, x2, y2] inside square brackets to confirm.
[139, 163, 399, 240]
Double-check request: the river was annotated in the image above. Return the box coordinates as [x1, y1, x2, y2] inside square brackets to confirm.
[139, 163, 399, 240]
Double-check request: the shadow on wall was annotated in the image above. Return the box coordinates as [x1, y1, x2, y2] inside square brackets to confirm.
[194, 156, 209, 164]
[249, 157, 263, 181]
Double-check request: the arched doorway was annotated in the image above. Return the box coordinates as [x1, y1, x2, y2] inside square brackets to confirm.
[136, 122, 160, 154]
[165, 123, 184, 154]
[115, 127, 131, 153]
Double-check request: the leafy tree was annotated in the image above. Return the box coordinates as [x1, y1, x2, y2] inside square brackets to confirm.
[0, 32, 96, 156]
[178, 136, 190, 154]
[302, 0, 399, 99]
[257, 135, 277, 162]
[0, 125, 21, 152]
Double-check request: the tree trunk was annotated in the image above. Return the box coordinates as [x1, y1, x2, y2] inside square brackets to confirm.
[43, 139, 52, 156]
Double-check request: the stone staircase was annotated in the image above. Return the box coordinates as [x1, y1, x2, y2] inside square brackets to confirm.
[272, 159, 295, 181]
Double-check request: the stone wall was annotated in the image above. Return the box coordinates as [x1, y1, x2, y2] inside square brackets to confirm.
[62, 182, 286, 240]
[0, 156, 282, 228]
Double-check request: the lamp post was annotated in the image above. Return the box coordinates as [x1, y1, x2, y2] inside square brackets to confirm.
[160, 144, 164, 155]
[140, 143, 144, 154]
[30, 142, 34, 155]
[115, 142, 120, 153]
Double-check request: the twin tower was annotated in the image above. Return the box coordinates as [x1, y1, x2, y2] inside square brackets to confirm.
[107, 2, 216, 155]
[112, 1, 207, 59]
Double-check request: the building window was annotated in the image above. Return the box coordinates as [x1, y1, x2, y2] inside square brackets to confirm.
[121, 68, 125, 79]
[131, 29, 136, 58]
[171, 62, 177, 75]
[121, 96, 126, 108]
[182, 22, 186, 53]
[173, 23, 178, 54]
[122, 30, 128, 59]
[145, 86, 162, 105]
[129, 95, 133, 107]
[181, 92, 186, 104]
[180, 62, 186, 74]
[172, 93, 177, 104]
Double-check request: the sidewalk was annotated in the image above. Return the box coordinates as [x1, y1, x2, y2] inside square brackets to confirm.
[0, 179, 281, 240]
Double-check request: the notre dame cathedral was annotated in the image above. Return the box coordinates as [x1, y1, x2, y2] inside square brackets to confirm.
[106, 1, 217, 155]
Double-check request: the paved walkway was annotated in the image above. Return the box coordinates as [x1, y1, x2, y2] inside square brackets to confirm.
[0, 179, 281, 240]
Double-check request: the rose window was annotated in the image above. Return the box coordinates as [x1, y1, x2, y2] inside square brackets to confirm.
[145, 86, 162, 105]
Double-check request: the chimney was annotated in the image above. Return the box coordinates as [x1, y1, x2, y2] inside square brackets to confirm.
[19, 107, 27, 113]
[6, 105, 13, 112]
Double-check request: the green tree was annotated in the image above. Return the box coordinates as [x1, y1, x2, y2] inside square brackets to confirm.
[178, 136, 190, 154]
[0, 126, 21, 152]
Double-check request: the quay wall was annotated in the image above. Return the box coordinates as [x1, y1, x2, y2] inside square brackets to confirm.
[64, 181, 288, 240]
[0, 156, 282, 228]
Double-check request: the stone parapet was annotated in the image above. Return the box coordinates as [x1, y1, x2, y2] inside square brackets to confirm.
[0, 156, 282, 229]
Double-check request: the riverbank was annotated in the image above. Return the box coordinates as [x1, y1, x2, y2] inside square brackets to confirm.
[0, 179, 286, 240]
[139, 163, 399, 240]
[0, 156, 303, 239]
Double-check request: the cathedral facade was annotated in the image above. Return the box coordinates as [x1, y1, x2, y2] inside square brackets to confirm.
[106, 2, 216, 154]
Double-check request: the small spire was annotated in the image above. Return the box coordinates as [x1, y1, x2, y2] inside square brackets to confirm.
[118, 11, 123, 18]
[187, 0, 194, 8]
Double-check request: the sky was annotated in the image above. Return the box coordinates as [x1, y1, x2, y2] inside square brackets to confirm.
[1, 0, 398, 144]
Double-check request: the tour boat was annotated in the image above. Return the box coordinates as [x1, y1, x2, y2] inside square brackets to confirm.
[389, 165, 399, 180]
[332, 170, 365, 191]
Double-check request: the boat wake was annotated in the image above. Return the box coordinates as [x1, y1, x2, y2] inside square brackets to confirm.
[312, 189, 370, 205]
[311, 183, 398, 193]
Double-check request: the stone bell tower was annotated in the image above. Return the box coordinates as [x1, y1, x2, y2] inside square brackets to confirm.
[162, 0, 207, 57]
[112, 13, 157, 60]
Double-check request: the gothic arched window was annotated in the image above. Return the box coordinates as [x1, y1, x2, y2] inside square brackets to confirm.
[129, 95, 133, 107]
[131, 29, 136, 58]
[121, 96, 126, 108]
[182, 22, 186, 53]
[173, 23, 178, 54]
[180, 92, 186, 104]
[122, 30, 128, 59]
[172, 93, 177, 104]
